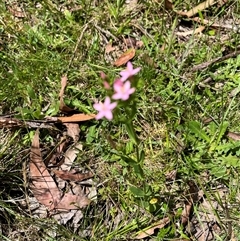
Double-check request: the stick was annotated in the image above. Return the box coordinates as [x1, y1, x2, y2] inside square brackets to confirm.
[192, 48, 240, 72]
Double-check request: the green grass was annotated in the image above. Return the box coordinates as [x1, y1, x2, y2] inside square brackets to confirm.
[1, 0, 240, 240]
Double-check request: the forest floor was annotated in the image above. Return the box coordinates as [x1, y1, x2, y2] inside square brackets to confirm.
[1, 0, 240, 240]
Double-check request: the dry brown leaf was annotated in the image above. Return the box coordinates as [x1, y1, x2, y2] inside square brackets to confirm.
[105, 42, 116, 54]
[135, 217, 170, 239]
[227, 132, 240, 141]
[45, 136, 69, 167]
[59, 76, 68, 98]
[57, 113, 95, 122]
[64, 123, 80, 142]
[177, 0, 217, 18]
[165, 170, 177, 181]
[123, 37, 143, 49]
[53, 170, 94, 182]
[30, 130, 62, 210]
[175, 25, 205, 36]
[113, 48, 136, 67]
[30, 131, 90, 211]
[160, 43, 166, 52]
[181, 201, 192, 225]
[181, 181, 200, 226]
[61, 143, 83, 171]
[59, 76, 76, 113]
[55, 193, 90, 210]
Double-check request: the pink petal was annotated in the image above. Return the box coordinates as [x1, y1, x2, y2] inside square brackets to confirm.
[93, 103, 103, 111]
[129, 88, 135, 94]
[112, 93, 121, 100]
[96, 112, 105, 120]
[103, 81, 111, 89]
[109, 102, 117, 110]
[105, 111, 113, 120]
[124, 81, 131, 89]
[119, 72, 129, 82]
[104, 96, 111, 105]
[100, 71, 107, 80]
[114, 78, 123, 86]
[127, 61, 133, 71]
[122, 95, 129, 100]
[120, 76, 128, 82]
[113, 83, 122, 92]
[131, 67, 141, 75]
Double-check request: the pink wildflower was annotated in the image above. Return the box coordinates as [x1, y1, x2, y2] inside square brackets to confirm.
[100, 72, 111, 89]
[100, 71, 107, 80]
[112, 80, 135, 101]
[103, 81, 111, 90]
[120, 61, 141, 82]
[93, 97, 117, 120]
[113, 78, 122, 87]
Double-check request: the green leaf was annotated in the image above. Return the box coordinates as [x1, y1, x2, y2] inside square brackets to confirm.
[27, 85, 36, 100]
[120, 155, 136, 164]
[129, 186, 145, 197]
[121, 155, 144, 179]
[139, 150, 145, 163]
[125, 122, 139, 145]
[209, 165, 227, 179]
[45, 102, 60, 116]
[132, 164, 144, 179]
[126, 141, 134, 154]
[216, 121, 229, 144]
[188, 121, 210, 142]
[86, 125, 96, 143]
[220, 155, 239, 168]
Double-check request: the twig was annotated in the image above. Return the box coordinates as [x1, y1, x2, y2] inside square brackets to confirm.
[198, 70, 221, 87]
[0, 117, 57, 129]
[192, 48, 240, 72]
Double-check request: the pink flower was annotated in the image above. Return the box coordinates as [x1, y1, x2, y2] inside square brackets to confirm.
[103, 81, 111, 90]
[120, 62, 141, 82]
[93, 97, 117, 120]
[112, 80, 135, 101]
[100, 71, 107, 80]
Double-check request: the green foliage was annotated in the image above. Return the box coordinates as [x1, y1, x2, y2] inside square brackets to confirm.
[182, 120, 240, 180]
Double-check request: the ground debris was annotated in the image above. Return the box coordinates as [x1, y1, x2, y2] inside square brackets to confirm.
[28, 130, 94, 225]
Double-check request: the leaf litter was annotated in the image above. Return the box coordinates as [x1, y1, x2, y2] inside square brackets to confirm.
[52, 170, 93, 182]
[30, 130, 62, 210]
[135, 217, 170, 239]
[30, 130, 91, 211]
[28, 74, 95, 221]
[113, 48, 136, 67]
[59, 75, 76, 114]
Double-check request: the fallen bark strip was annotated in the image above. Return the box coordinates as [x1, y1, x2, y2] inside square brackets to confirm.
[0, 117, 57, 129]
[0, 113, 95, 129]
